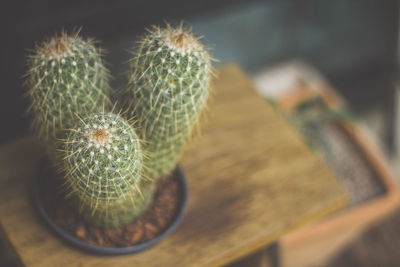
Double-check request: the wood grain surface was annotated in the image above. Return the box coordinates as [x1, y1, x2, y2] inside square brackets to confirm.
[0, 65, 346, 267]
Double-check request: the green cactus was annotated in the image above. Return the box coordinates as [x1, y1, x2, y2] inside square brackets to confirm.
[25, 31, 111, 155]
[61, 113, 154, 227]
[25, 24, 210, 230]
[124, 24, 212, 179]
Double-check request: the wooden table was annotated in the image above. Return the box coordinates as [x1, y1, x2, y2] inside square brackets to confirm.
[0, 65, 347, 267]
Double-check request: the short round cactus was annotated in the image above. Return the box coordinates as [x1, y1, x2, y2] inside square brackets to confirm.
[125, 24, 212, 179]
[26, 31, 111, 155]
[62, 113, 153, 227]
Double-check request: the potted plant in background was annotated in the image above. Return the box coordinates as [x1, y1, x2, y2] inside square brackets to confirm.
[255, 62, 400, 267]
[25, 23, 212, 254]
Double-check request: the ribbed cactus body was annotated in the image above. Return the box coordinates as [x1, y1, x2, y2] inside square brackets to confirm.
[79, 179, 154, 228]
[125, 25, 212, 179]
[62, 113, 153, 227]
[26, 32, 111, 154]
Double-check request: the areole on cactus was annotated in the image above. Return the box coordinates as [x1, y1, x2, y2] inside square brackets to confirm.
[124, 24, 213, 180]
[25, 31, 111, 155]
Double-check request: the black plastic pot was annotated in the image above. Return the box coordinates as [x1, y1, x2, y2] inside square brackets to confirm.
[34, 162, 188, 255]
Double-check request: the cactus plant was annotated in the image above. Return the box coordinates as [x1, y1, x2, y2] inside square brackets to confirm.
[25, 24, 210, 232]
[25, 31, 111, 156]
[124, 24, 212, 179]
[61, 113, 154, 227]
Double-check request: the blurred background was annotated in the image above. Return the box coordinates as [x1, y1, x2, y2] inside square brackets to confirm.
[2, 0, 400, 266]
[2, 0, 398, 146]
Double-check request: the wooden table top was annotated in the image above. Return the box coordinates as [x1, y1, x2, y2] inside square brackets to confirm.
[0, 65, 347, 267]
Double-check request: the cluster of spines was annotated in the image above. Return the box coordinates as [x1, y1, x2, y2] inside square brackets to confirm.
[125, 24, 212, 179]
[62, 113, 153, 227]
[25, 31, 111, 155]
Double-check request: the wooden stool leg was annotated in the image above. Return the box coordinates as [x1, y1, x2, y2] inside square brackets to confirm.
[268, 242, 280, 267]
[0, 225, 23, 267]
[225, 242, 280, 267]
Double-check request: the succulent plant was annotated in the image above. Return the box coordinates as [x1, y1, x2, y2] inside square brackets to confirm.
[25, 31, 111, 156]
[124, 24, 212, 179]
[25, 24, 212, 230]
[61, 113, 154, 227]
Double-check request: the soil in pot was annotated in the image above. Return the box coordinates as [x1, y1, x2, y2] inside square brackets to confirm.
[39, 165, 182, 248]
